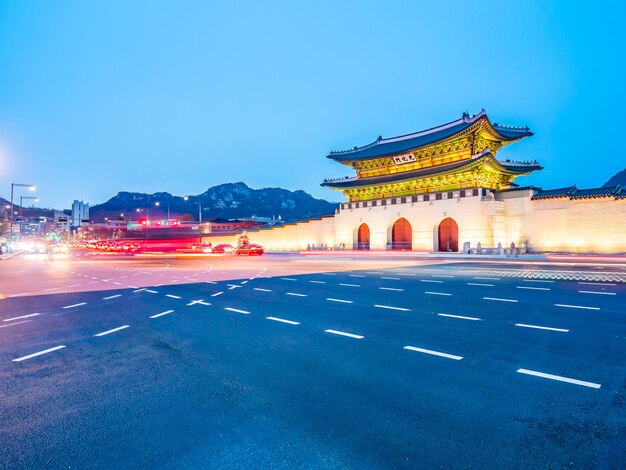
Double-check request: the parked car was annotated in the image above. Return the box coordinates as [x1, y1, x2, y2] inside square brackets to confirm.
[211, 243, 234, 254]
[235, 243, 264, 256]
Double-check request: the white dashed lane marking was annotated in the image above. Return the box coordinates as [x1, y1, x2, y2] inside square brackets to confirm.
[516, 286, 551, 291]
[94, 325, 130, 337]
[326, 298, 353, 304]
[339, 283, 360, 287]
[438, 313, 481, 321]
[224, 307, 250, 314]
[379, 287, 404, 292]
[325, 329, 364, 339]
[467, 283, 493, 287]
[578, 291, 616, 296]
[515, 323, 569, 332]
[165, 294, 182, 299]
[3, 313, 41, 322]
[309, 280, 326, 284]
[145, 290, 158, 294]
[483, 297, 518, 303]
[349, 274, 366, 278]
[522, 279, 554, 283]
[579, 282, 616, 286]
[474, 277, 500, 281]
[266, 316, 300, 325]
[211, 292, 224, 297]
[432, 274, 454, 278]
[420, 279, 443, 283]
[404, 346, 463, 361]
[62, 302, 87, 309]
[13, 345, 66, 362]
[150, 310, 175, 319]
[103, 294, 122, 300]
[374, 304, 410, 311]
[555, 304, 600, 311]
[517, 369, 600, 389]
[286, 292, 307, 297]
[281, 278, 297, 281]
[425, 292, 452, 296]
[0, 320, 31, 328]
[381, 276, 400, 280]
[254, 288, 272, 292]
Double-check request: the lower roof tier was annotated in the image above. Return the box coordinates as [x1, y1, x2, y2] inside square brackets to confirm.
[322, 150, 542, 202]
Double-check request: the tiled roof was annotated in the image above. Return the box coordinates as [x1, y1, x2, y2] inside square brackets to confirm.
[322, 151, 541, 189]
[532, 185, 624, 200]
[531, 186, 577, 199]
[326, 110, 533, 162]
[570, 186, 622, 199]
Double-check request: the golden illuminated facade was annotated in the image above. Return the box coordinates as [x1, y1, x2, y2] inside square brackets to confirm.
[322, 110, 541, 202]
[200, 110, 626, 254]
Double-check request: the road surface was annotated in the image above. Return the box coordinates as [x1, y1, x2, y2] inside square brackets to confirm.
[1, 250, 625, 468]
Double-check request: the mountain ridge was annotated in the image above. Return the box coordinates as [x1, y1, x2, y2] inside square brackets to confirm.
[603, 168, 626, 188]
[89, 182, 338, 222]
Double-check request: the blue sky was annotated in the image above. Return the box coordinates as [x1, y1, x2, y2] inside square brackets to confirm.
[1, 1, 624, 209]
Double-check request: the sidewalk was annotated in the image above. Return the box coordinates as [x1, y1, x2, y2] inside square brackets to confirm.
[297, 250, 626, 265]
[0, 250, 23, 260]
[298, 250, 547, 260]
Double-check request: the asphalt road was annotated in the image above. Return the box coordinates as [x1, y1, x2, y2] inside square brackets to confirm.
[1, 251, 625, 468]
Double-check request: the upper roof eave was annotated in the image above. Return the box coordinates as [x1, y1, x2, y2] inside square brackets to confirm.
[326, 110, 532, 163]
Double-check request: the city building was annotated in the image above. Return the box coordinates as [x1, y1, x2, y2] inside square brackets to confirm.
[201, 110, 626, 254]
[71, 200, 90, 228]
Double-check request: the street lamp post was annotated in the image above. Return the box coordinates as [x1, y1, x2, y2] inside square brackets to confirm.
[183, 195, 202, 222]
[155, 201, 170, 222]
[9, 183, 36, 246]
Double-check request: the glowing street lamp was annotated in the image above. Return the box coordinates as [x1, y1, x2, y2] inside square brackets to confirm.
[9, 182, 36, 244]
[183, 195, 202, 222]
[155, 201, 170, 222]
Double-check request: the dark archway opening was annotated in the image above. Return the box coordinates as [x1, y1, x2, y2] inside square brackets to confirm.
[438, 217, 459, 252]
[391, 218, 412, 250]
[357, 223, 370, 250]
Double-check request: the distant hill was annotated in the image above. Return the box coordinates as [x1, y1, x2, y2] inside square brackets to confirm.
[603, 168, 626, 187]
[89, 182, 338, 222]
[0, 196, 56, 219]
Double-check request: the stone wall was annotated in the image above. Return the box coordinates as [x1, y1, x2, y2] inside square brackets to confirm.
[201, 216, 335, 251]
[199, 191, 626, 254]
[522, 198, 626, 253]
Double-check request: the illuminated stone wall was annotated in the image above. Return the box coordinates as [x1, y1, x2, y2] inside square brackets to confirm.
[200, 191, 626, 254]
[201, 216, 335, 251]
[521, 198, 626, 253]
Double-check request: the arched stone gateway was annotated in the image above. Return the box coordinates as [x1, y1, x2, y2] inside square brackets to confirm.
[357, 223, 370, 250]
[438, 217, 459, 252]
[391, 218, 412, 250]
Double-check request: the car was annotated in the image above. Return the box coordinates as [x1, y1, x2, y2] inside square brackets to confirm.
[211, 243, 234, 254]
[235, 243, 264, 256]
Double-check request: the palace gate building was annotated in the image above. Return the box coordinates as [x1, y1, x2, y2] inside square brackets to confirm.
[203, 110, 626, 254]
